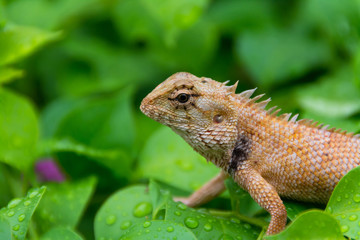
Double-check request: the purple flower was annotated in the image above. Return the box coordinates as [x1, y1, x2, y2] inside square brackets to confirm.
[35, 159, 66, 182]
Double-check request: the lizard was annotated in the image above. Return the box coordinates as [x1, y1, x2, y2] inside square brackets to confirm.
[140, 72, 360, 235]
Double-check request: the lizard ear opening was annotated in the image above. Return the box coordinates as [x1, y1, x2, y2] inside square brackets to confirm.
[213, 114, 224, 123]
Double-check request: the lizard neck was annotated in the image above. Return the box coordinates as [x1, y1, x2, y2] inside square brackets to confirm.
[171, 123, 237, 169]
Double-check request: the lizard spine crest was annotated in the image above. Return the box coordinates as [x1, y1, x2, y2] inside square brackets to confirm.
[222, 80, 360, 139]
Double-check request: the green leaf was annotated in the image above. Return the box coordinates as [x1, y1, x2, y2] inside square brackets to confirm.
[283, 200, 321, 221]
[53, 89, 135, 178]
[0, 24, 60, 66]
[326, 166, 360, 239]
[297, 67, 360, 118]
[40, 98, 82, 139]
[39, 138, 121, 163]
[265, 210, 343, 240]
[237, 28, 331, 88]
[5, 0, 101, 30]
[35, 177, 96, 233]
[225, 178, 262, 217]
[120, 220, 197, 240]
[55, 88, 135, 150]
[0, 216, 11, 240]
[0, 67, 23, 84]
[39, 138, 131, 179]
[0, 88, 39, 171]
[298, 0, 360, 53]
[0, 186, 46, 240]
[40, 227, 83, 240]
[94, 185, 153, 240]
[137, 127, 219, 192]
[112, 0, 162, 44]
[141, 0, 209, 46]
[59, 37, 157, 95]
[149, 180, 171, 219]
[166, 200, 260, 240]
[208, 0, 274, 34]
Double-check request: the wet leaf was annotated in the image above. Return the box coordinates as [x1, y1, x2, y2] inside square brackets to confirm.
[0, 186, 46, 240]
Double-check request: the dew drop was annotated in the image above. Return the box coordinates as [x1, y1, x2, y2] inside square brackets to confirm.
[29, 189, 39, 199]
[341, 214, 346, 219]
[174, 211, 182, 216]
[353, 194, 360, 203]
[336, 196, 342, 202]
[106, 215, 117, 225]
[143, 221, 151, 228]
[184, 217, 199, 229]
[218, 234, 233, 240]
[145, 229, 150, 233]
[167, 226, 174, 232]
[230, 217, 240, 224]
[23, 200, 31, 206]
[204, 223, 213, 232]
[349, 215, 358, 221]
[12, 225, 20, 231]
[345, 194, 349, 199]
[175, 160, 194, 171]
[133, 202, 152, 218]
[18, 214, 25, 222]
[327, 207, 333, 213]
[176, 203, 187, 210]
[8, 198, 21, 209]
[341, 225, 349, 233]
[120, 220, 132, 230]
[7, 210, 15, 217]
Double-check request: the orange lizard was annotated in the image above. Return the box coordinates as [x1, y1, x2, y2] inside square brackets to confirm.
[140, 72, 360, 235]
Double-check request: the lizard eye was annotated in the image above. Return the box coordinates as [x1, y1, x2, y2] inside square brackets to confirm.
[176, 93, 190, 103]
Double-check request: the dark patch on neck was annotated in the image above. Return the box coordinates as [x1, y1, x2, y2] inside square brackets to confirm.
[227, 135, 251, 176]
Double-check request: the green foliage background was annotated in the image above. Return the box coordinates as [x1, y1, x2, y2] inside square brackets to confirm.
[0, 0, 360, 239]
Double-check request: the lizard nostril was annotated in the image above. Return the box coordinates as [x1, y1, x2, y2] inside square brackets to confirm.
[213, 114, 224, 123]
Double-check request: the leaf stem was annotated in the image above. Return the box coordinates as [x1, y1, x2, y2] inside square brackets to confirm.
[208, 209, 268, 228]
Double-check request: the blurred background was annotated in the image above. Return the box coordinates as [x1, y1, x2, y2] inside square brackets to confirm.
[0, 0, 360, 239]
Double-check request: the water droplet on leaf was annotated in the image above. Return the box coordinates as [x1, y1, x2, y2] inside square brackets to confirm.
[18, 214, 25, 222]
[143, 221, 151, 228]
[133, 202, 152, 218]
[28, 189, 39, 199]
[12, 225, 20, 231]
[353, 194, 360, 202]
[167, 226, 174, 232]
[8, 198, 21, 209]
[341, 225, 349, 233]
[174, 211, 181, 216]
[218, 234, 233, 240]
[184, 217, 199, 229]
[176, 203, 187, 210]
[120, 220, 132, 230]
[349, 215, 358, 221]
[23, 200, 31, 206]
[204, 223, 212, 231]
[106, 215, 116, 225]
[7, 211, 15, 217]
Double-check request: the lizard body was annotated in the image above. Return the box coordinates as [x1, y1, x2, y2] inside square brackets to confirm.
[140, 72, 360, 235]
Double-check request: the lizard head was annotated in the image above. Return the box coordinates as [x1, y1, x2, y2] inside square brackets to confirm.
[140, 72, 239, 161]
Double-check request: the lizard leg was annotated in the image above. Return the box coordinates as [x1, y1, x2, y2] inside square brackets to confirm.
[235, 168, 287, 235]
[174, 171, 227, 207]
